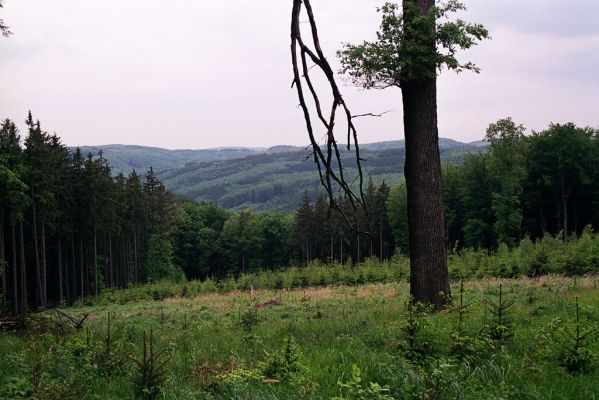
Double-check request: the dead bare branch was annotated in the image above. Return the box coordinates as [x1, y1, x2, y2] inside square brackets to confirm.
[352, 110, 394, 119]
[291, 0, 368, 231]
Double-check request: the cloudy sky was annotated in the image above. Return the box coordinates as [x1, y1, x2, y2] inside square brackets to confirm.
[1, 0, 598, 149]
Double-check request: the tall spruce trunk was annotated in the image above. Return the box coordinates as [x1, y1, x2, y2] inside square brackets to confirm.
[330, 233, 333, 262]
[19, 221, 27, 313]
[340, 232, 343, 263]
[560, 173, 568, 241]
[12, 224, 18, 314]
[122, 237, 127, 288]
[31, 198, 42, 306]
[379, 221, 383, 262]
[58, 237, 64, 304]
[401, 0, 451, 310]
[369, 223, 374, 258]
[41, 217, 47, 308]
[357, 231, 360, 264]
[65, 241, 70, 304]
[108, 232, 113, 288]
[94, 225, 98, 297]
[71, 234, 76, 299]
[0, 221, 6, 308]
[133, 226, 138, 283]
[80, 233, 84, 297]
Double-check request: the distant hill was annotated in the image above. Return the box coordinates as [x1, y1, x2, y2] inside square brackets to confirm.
[76, 144, 266, 174]
[77, 139, 486, 212]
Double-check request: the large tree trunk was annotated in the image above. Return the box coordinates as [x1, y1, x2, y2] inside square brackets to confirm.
[402, 78, 451, 309]
[400, 0, 451, 310]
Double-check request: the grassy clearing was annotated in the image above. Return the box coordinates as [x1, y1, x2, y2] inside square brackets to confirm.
[1, 275, 598, 399]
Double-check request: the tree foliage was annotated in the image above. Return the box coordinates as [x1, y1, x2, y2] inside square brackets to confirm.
[338, 1, 489, 88]
[0, 0, 11, 38]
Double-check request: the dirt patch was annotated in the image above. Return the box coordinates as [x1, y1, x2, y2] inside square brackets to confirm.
[255, 299, 282, 309]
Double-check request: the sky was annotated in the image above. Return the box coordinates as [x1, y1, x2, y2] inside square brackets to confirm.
[1, 0, 598, 149]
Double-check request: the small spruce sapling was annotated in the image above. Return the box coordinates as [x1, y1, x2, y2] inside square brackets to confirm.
[259, 337, 307, 384]
[99, 312, 121, 377]
[399, 299, 433, 361]
[240, 307, 260, 332]
[131, 330, 170, 400]
[546, 297, 598, 374]
[449, 278, 491, 360]
[485, 284, 515, 341]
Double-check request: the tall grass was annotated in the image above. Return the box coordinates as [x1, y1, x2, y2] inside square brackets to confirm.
[87, 229, 599, 306]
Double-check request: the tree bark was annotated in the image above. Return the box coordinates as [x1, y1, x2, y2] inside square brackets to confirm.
[41, 217, 47, 308]
[12, 224, 18, 314]
[340, 232, 343, 263]
[71, 234, 76, 299]
[0, 220, 6, 308]
[330, 233, 333, 263]
[94, 225, 98, 297]
[242, 251, 246, 275]
[370, 222, 374, 258]
[122, 237, 127, 288]
[379, 221, 383, 262]
[560, 173, 568, 241]
[80, 233, 84, 297]
[400, 0, 451, 310]
[65, 239, 70, 304]
[402, 78, 451, 309]
[126, 236, 131, 288]
[58, 237, 64, 304]
[31, 198, 42, 306]
[357, 231, 360, 264]
[19, 221, 27, 313]
[133, 225, 138, 283]
[108, 232, 113, 288]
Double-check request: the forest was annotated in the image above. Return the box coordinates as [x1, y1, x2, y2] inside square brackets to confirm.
[1, 114, 598, 314]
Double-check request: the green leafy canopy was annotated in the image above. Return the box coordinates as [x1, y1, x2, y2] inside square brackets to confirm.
[337, 0, 489, 88]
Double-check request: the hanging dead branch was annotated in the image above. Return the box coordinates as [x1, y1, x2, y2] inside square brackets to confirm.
[290, 0, 367, 230]
[352, 110, 394, 119]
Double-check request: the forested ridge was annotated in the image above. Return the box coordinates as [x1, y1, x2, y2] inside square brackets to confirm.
[78, 139, 483, 212]
[78, 138, 482, 176]
[1, 114, 599, 314]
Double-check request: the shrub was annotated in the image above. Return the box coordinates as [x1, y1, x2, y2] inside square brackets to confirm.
[334, 364, 394, 400]
[259, 337, 307, 384]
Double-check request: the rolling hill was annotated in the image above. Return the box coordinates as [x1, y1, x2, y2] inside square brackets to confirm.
[77, 139, 486, 212]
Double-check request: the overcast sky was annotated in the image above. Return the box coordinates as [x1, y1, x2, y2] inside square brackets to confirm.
[1, 0, 598, 149]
